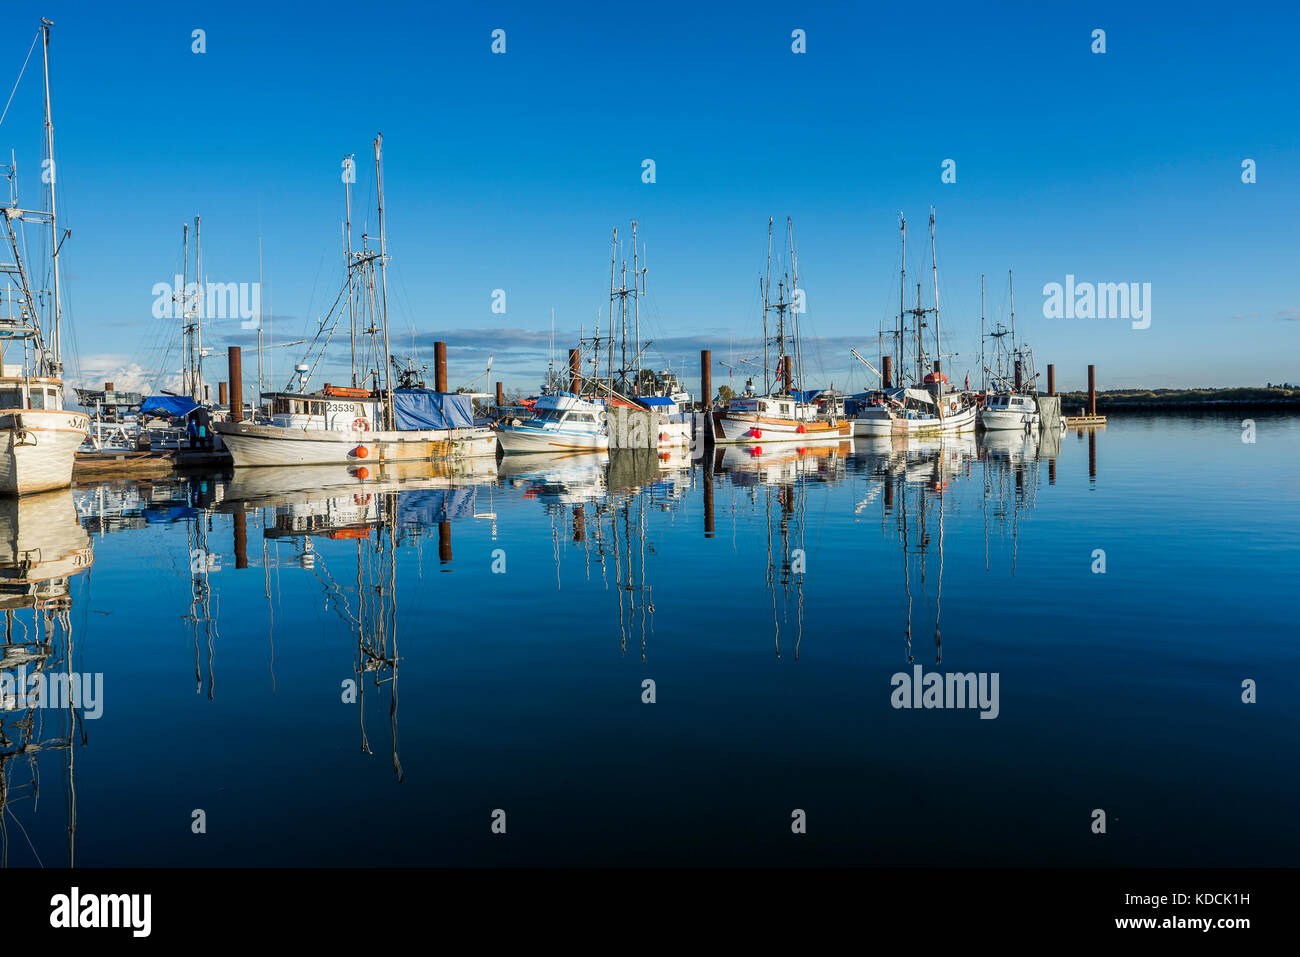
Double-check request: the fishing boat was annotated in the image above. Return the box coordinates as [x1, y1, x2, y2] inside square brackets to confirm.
[0, 21, 89, 495]
[584, 222, 691, 451]
[978, 271, 1044, 432]
[712, 218, 852, 445]
[497, 391, 609, 452]
[849, 210, 977, 438]
[216, 136, 497, 466]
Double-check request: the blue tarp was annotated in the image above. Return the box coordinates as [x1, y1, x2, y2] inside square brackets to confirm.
[140, 395, 200, 418]
[392, 389, 475, 430]
[639, 396, 676, 407]
[792, 389, 824, 403]
[396, 488, 477, 526]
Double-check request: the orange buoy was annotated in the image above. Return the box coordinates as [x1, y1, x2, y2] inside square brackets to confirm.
[659, 452, 670, 460]
[796, 424, 806, 433]
[356, 466, 371, 479]
[354, 446, 369, 459]
[750, 428, 763, 439]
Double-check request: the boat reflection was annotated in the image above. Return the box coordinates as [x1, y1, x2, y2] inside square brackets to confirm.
[0, 491, 93, 866]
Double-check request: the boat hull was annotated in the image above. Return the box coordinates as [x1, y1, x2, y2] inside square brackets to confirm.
[0, 410, 90, 495]
[496, 426, 609, 454]
[979, 409, 1040, 431]
[852, 405, 977, 437]
[711, 412, 852, 445]
[214, 421, 498, 467]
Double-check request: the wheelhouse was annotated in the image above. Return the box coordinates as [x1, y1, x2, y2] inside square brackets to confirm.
[0, 376, 66, 411]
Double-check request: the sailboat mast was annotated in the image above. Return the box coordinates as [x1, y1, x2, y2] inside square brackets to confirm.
[373, 135, 393, 425]
[979, 274, 985, 393]
[344, 153, 356, 387]
[930, 208, 940, 377]
[898, 215, 906, 388]
[194, 215, 204, 401]
[788, 216, 801, 396]
[607, 228, 617, 391]
[631, 220, 641, 396]
[40, 19, 61, 373]
[181, 223, 189, 397]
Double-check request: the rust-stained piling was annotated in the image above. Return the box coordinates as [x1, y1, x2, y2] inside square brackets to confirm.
[573, 504, 586, 543]
[219, 381, 228, 406]
[228, 346, 243, 422]
[568, 348, 580, 393]
[104, 381, 115, 392]
[782, 355, 793, 391]
[700, 349, 712, 410]
[881, 355, 892, 389]
[496, 381, 504, 407]
[234, 509, 248, 569]
[1014, 359, 1023, 391]
[434, 341, 448, 392]
[1047, 364, 1055, 396]
[703, 470, 715, 538]
[438, 521, 452, 565]
[1088, 364, 1096, 416]
[1089, 428, 1097, 481]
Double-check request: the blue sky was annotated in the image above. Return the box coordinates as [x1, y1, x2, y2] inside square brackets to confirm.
[5, 0, 1298, 397]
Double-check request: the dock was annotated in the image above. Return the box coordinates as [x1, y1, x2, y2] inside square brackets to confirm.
[73, 449, 231, 480]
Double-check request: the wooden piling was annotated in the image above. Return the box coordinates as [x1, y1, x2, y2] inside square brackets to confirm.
[881, 355, 892, 389]
[438, 521, 452, 565]
[1046, 364, 1055, 396]
[228, 346, 243, 422]
[496, 381, 504, 407]
[434, 341, 448, 392]
[234, 509, 248, 570]
[1088, 364, 1096, 416]
[219, 381, 228, 406]
[700, 349, 712, 410]
[568, 348, 580, 393]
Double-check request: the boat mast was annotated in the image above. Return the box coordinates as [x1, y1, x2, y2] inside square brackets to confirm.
[373, 135, 393, 426]
[979, 274, 985, 393]
[344, 153, 356, 387]
[930, 208, 940, 378]
[40, 18, 61, 374]
[194, 215, 204, 401]
[898, 215, 906, 388]
[788, 216, 801, 396]
[181, 223, 189, 397]
[763, 217, 773, 395]
[631, 220, 641, 396]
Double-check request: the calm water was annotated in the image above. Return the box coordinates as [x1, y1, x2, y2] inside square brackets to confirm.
[3, 413, 1297, 866]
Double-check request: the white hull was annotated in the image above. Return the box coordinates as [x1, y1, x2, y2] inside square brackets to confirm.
[214, 421, 498, 467]
[0, 410, 90, 495]
[496, 427, 609, 454]
[852, 404, 977, 437]
[712, 413, 852, 445]
[979, 409, 1040, 431]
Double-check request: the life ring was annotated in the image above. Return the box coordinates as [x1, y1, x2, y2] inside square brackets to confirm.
[352, 418, 370, 432]
[353, 493, 372, 506]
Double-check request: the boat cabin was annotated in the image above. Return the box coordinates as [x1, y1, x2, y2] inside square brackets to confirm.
[0, 376, 66, 411]
[265, 390, 379, 431]
[986, 394, 1036, 412]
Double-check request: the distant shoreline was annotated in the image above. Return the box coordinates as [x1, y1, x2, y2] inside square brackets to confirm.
[1054, 387, 1300, 409]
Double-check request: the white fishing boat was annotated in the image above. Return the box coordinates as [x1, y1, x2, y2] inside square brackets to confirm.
[497, 392, 609, 453]
[216, 136, 496, 467]
[849, 210, 977, 440]
[713, 217, 852, 446]
[977, 271, 1048, 432]
[0, 22, 89, 495]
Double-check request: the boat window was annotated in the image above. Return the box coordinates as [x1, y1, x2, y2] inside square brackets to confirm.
[0, 389, 20, 409]
[568, 412, 595, 423]
[29, 388, 45, 409]
[780, 403, 791, 414]
[273, 397, 290, 414]
[310, 401, 325, 416]
[47, 388, 59, 408]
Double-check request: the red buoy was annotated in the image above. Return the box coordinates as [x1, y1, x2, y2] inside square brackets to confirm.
[354, 446, 369, 459]
[750, 428, 763, 439]
[796, 424, 806, 434]
[750, 445, 764, 456]
[796, 447, 807, 455]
